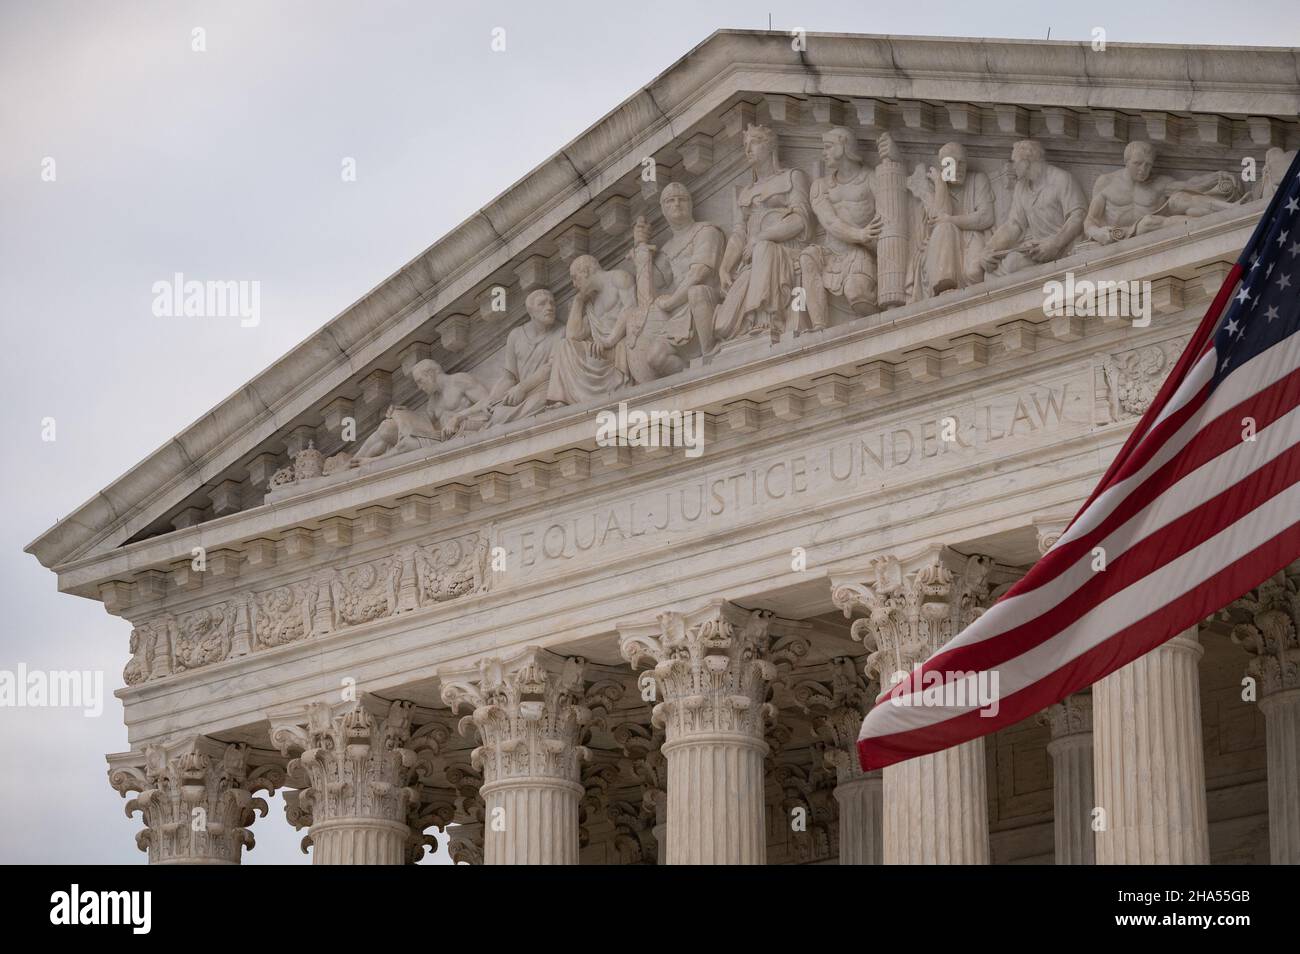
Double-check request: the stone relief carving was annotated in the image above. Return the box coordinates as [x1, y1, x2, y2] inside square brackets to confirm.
[639, 182, 725, 357]
[714, 123, 813, 343]
[800, 127, 885, 328]
[980, 140, 1087, 276]
[123, 531, 490, 687]
[907, 141, 996, 298]
[230, 107, 1274, 504]
[545, 254, 634, 405]
[446, 288, 563, 435]
[173, 604, 233, 672]
[1098, 336, 1188, 421]
[1084, 141, 1242, 246]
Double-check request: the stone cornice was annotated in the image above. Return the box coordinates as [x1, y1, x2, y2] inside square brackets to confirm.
[52, 203, 1251, 601]
[27, 29, 1300, 572]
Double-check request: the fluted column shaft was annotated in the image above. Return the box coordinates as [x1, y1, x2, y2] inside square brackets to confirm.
[883, 739, 989, 863]
[1094, 628, 1209, 864]
[834, 769, 883, 864]
[1041, 692, 1095, 864]
[1259, 688, 1300, 864]
[310, 818, 409, 865]
[663, 731, 768, 864]
[1047, 734, 1095, 864]
[482, 777, 583, 864]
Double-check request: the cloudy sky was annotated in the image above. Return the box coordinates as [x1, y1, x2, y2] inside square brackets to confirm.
[1, 0, 1294, 864]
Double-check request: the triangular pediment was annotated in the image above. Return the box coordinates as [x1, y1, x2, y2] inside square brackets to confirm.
[28, 30, 1300, 596]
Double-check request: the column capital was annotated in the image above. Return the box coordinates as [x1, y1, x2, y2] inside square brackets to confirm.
[1037, 689, 1094, 740]
[617, 599, 808, 743]
[830, 547, 1000, 683]
[439, 646, 592, 786]
[793, 656, 873, 784]
[107, 736, 284, 864]
[269, 697, 445, 835]
[1228, 566, 1300, 696]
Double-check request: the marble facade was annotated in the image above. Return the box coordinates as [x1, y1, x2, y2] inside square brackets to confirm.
[28, 31, 1300, 864]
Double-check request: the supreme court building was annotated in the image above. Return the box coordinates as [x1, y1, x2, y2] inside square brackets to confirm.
[27, 31, 1300, 865]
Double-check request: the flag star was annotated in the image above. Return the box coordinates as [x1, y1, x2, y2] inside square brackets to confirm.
[1250, 254, 1261, 269]
[1236, 285, 1252, 304]
[1266, 261, 1275, 277]
[1280, 230, 1291, 247]
[1225, 317, 1240, 336]
[1287, 196, 1300, 214]
[1279, 273, 1293, 290]
[1265, 305, 1280, 322]
[1291, 241, 1300, 257]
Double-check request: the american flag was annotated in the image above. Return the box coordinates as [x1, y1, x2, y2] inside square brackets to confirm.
[858, 151, 1300, 771]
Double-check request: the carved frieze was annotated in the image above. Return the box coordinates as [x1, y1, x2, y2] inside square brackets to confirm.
[123, 531, 491, 687]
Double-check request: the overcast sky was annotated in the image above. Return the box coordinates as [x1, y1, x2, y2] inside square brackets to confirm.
[1, 0, 1294, 865]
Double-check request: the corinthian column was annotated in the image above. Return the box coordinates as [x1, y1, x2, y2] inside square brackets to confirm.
[832, 548, 997, 864]
[440, 647, 591, 865]
[619, 600, 805, 865]
[271, 698, 440, 865]
[797, 656, 882, 864]
[107, 736, 282, 864]
[1093, 627, 1210, 864]
[1230, 567, 1300, 865]
[1037, 692, 1095, 864]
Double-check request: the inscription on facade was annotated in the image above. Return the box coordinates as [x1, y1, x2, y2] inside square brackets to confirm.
[499, 374, 1091, 581]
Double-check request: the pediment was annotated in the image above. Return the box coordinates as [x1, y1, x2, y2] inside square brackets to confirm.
[28, 30, 1300, 599]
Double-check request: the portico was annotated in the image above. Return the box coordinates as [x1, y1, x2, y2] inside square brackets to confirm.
[27, 30, 1298, 864]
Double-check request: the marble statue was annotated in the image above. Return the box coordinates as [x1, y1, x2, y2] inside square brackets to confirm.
[907, 141, 996, 298]
[1084, 141, 1241, 245]
[714, 124, 813, 341]
[545, 255, 631, 405]
[637, 182, 725, 357]
[444, 288, 564, 435]
[800, 127, 884, 329]
[351, 359, 486, 463]
[980, 140, 1086, 276]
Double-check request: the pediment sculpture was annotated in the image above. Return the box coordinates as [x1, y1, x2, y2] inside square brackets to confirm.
[293, 122, 1256, 486]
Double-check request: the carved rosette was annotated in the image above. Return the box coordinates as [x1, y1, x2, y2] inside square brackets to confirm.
[440, 648, 592, 786]
[272, 699, 439, 863]
[107, 738, 282, 864]
[619, 600, 801, 743]
[1228, 565, 1300, 697]
[831, 550, 995, 688]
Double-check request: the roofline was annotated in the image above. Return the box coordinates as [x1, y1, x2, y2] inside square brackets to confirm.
[28, 28, 1300, 569]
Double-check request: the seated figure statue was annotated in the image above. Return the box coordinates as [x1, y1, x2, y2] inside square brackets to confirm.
[1084, 141, 1241, 245]
[545, 255, 631, 406]
[980, 140, 1086, 276]
[443, 288, 565, 436]
[636, 182, 725, 358]
[906, 141, 996, 299]
[713, 124, 813, 342]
